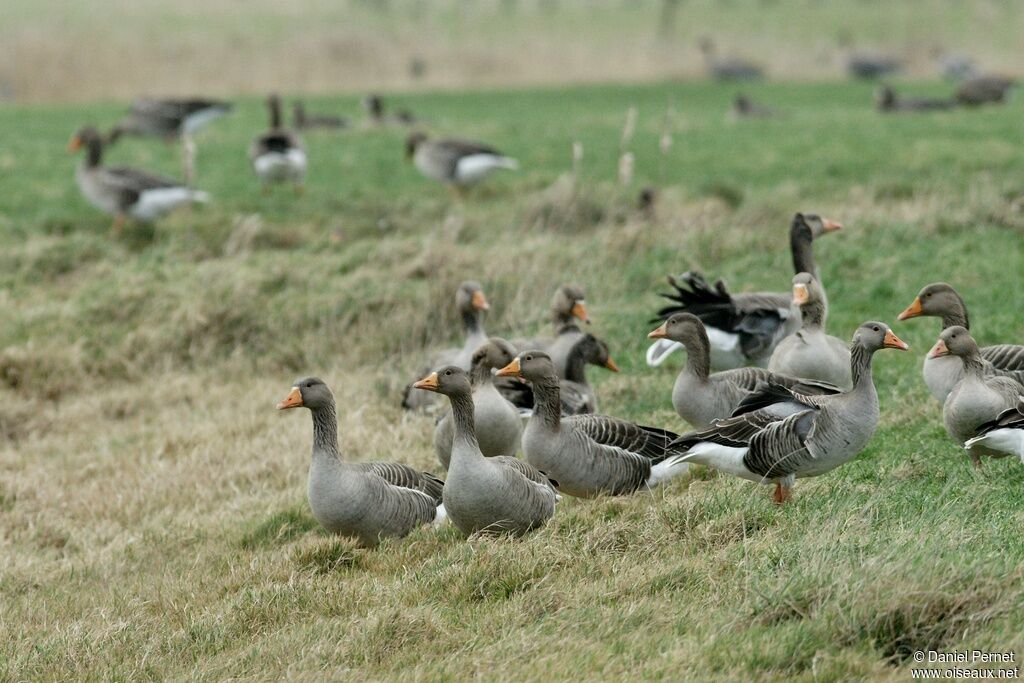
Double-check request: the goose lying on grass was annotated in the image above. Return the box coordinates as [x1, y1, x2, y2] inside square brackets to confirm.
[250, 94, 307, 194]
[415, 367, 556, 536]
[68, 126, 209, 231]
[648, 312, 840, 430]
[670, 322, 908, 504]
[278, 378, 446, 547]
[647, 212, 842, 370]
[498, 352, 690, 498]
[964, 397, 1024, 464]
[406, 132, 518, 195]
[515, 284, 591, 379]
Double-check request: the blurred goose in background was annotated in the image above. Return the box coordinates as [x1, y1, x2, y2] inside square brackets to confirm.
[107, 97, 232, 184]
[406, 132, 518, 194]
[363, 94, 416, 126]
[875, 85, 955, 113]
[518, 284, 590, 379]
[414, 367, 556, 536]
[730, 93, 776, 119]
[964, 397, 1024, 463]
[68, 126, 208, 231]
[292, 101, 349, 131]
[402, 281, 491, 411]
[698, 37, 764, 81]
[649, 312, 840, 430]
[844, 48, 902, 80]
[935, 52, 978, 81]
[250, 94, 307, 194]
[433, 338, 522, 470]
[955, 76, 1016, 106]
[768, 273, 852, 389]
[898, 283, 1024, 402]
[930, 327, 1024, 466]
[498, 352, 690, 498]
[647, 212, 842, 370]
[671, 322, 908, 503]
[277, 378, 446, 547]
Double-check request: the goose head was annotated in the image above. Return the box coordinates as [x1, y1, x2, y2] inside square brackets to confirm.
[472, 337, 518, 372]
[68, 126, 106, 165]
[792, 212, 843, 240]
[495, 351, 557, 383]
[277, 377, 334, 410]
[456, 281, 489, 315]
[648, 312, 706, 347]
[852, 322, 909, 352]
[552, 284, 588, 324]
[927, 326, 977, 360]
[573, 333, 619, 372]
[898, 283, 963, 322]
[792, 272, 824, 306]
[412, 365, 473, 397]
[405, 132, 428, 160]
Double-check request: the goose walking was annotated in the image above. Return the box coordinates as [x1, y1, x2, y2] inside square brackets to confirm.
[433, 338, 522, 470]
[671, 322, 908, 503]
[68, 126, 209, 231]
[964, 397, 1024, 463]
[497, 352, 690, 498]
[277, 378, 446, 547]
[406, 132, 518, 194]
[250, 94, 307, 194]
[647, 212, 842, 370]
[768, 273, 852, 389]
[897, 283, 1024, 402]
[929, 327, 1024, 466]
[648, 312, 840, 430]
[414, 367, 556, 536]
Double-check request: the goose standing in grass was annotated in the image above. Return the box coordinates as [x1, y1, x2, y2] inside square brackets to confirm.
[414, 367, 556, 536]
[955, 76, 1016, 106]
[292, 101, 349, 131]
[68, 126, 209, 231]
[516, 284, 590, 379]
[250, 94, 307, 194]
[434, 338, 522, 470]
[497, 352, 690, 498]
[405, 132, 518, 194]
[875, 86, 954, 113]
[107, 97, 232, 184]
[647, 212, 842, 370]
[897, 283, 1024, 402]
[648, 313, 840, 430]
[964, 397, 1024, 464]
[671, 322, 908, 503]
[929, 327, 1024, 466]
[402, 281, 491, 411]
[277, 378, 446, 547]
[768, 273, 852, 389]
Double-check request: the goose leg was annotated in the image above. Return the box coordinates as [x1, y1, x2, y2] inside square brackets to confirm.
[110, 214, 126, 235]
[181, 133, 197, 187]
[772, 482, 792, 505]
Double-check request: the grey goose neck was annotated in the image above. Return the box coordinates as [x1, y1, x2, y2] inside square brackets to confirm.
[682, 323, 712, 380]
[84, 137, 103, 168]
[310, 397, 342, 464]
[563, 337, 597, 384]
[462, 307, 484, 336]
[448, 389, 482, 452]
[470, 358, 494, 386]
[800, 298, 826, 329]
[849, 342, 876, 390]
[531, 377, 563, 430]
[940, 293, 970, 330]
[790, 220, 817, 278]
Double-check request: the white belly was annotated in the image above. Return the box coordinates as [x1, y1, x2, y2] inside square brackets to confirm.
[254, 149, 307, 182]
[454, 154, 516, 185]
[130, 187, 207, 221]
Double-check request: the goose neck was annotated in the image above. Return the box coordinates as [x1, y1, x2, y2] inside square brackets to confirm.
[448, 390, 482, 452]
[531, 378, 563, 430]
[310, 400, 341, 463]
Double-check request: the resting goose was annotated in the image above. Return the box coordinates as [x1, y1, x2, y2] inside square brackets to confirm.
[414, 367, 556, 536]
[522, 284, 590, 379]
[292, 101, 349, 131]
[433, 338, 522, 470]
[402, 281, 490, 411]
[497, 352, 690, 498]
[363, 94, 416, 127]
[897, 282, 1024, 402]
[768, 273, 852, 389]
[649, 312, 840, 430]
[955, 76, 1016, 106]
[846, 53, 902, 80]
[250, 94, 307, 194]
[671, 322, 909, 503]
[277, 378, 446, 547]
[875, 86, 954, 113]
[964, 397, 1024, 464]
[929, 327, 1024, 466]
[406, 132, 518, 192]
[68, 126, 209, 230]
[731, 94, 776, 119]
[647, 212, 842, 370]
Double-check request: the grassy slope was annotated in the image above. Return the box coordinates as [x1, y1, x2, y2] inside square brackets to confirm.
[1, 81, 1023, 679]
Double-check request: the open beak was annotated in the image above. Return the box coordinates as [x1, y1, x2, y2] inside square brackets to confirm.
[67, 136, 82, 152]
[648, 322, 668, 339]
[898, 297, 923, 321]
[413, 371, 440, 391]
[472, 290, 490, 311]
[495, 357, 521, 378]
[822, 218, 843, 232]
[792, 284, 809, 305]
[276, 386, 303, 410]
[604, 358, 620, 372]
[571, 301, 590, 324]
[927, 339, 949, 359]
[883, 330, 910, 351]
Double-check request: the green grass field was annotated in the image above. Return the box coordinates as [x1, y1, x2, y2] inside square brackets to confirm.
[2, 81, 1024, 679]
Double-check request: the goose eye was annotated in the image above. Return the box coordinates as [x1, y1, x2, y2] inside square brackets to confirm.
[444, 370, 452, 376]
[525, 355, 532, 361]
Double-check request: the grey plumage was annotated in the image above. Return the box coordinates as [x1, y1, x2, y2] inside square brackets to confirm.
[405, 132, 518, 187]
[955, 76, 1016, 106]
[250, 94, 307, 189]
[107, 97, 232, 142]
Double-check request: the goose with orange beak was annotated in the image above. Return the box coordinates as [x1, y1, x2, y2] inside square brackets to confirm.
[515, 285, 592, 380]
[669, 322, 907, 504]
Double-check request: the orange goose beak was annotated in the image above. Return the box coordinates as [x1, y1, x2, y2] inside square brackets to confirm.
[927, 339, 949, 358]
[495, 358, 522, 378]
[277, 386, 303, 410]
[884, 330, 910, 351]
[413, 371, 440, 391]
[898, 297, 923, 321]
[793, 283, 810, 305]
[571, 301, 590, 324]
[822, 218, 843, 232]
[648, 322, 668, 339]
[471, 290, 490, 311]
[67, 136, 82, 152]
[604, 358, 620, 372]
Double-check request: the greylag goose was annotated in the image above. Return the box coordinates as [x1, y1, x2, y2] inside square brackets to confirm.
[250, 94, 307, 194]
[897, 283, 1024, 402]
[846, 53, 902, 80]
[292, 101, 349, 130]
[929, 327, 1024, 466]
[768, 273, 852, 389]
[497, 352, 690, 498]
[671, 322, 909, 503]
[414, 367, 556, 536]
[875, 86, 954, 113]
[405, 133, 518, 192]
[698, 38, 764, 81]
[964, 397, 1024, 463]
[647, 212, 842, 370]
[433, 338, 522, 470]
[68, 126, 209, 231]
[648, 312, 840, 430]
[277, 378, 446, 547]
[363, 94, 416, 127]
[955, 76, 1016, 106]
[523, 284, 590, 379]
[401, 281, 490, 411]
[730, 94, 776, 119]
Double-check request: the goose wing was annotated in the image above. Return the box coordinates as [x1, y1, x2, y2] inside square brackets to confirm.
[360, 462, 445, 502]
[982, 344, 1024, 372]
[568, 414, 680, 461]
[492, 456, 559, 490]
